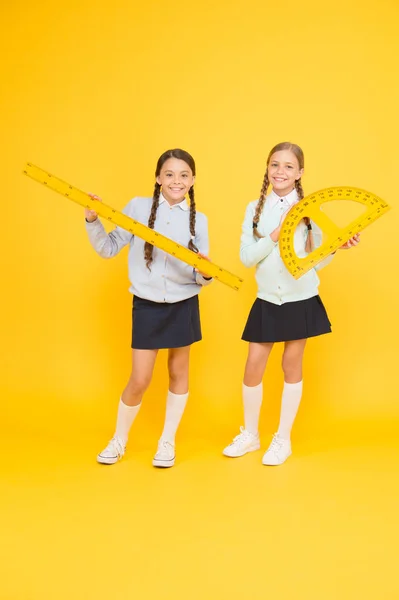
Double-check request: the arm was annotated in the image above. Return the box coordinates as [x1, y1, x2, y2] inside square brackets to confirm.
[85, 196, 133, 259]
[240, 203, 276, 268]
[193, 213, 212, 286]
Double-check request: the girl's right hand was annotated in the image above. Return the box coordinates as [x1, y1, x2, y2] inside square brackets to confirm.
[270, 208, 290, 243]
[85, 194, 102, 222]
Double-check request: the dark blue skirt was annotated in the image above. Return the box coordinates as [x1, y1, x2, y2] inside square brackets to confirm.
[242, 295, 331, 343]
[132, 295, 202, 350]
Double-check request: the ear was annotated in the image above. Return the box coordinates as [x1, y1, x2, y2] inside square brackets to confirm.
[191, 175, 196, 186]
[296, 168, 304, 180]
[156, 176, 162, 185]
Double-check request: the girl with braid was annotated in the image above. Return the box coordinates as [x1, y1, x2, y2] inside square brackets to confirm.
[223, 142, 359, 465]
[85, 149, 212, 467]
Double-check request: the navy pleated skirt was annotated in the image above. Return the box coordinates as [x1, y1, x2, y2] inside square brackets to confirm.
[132, 295, 202, 350]
[242, 295, 331, 343]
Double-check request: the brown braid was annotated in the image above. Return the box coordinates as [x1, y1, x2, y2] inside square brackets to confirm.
[144, 182, 161, 270]
[188, 187, 198, 253]
[253, 170, 270, 239]
[296, 179, 314, 252]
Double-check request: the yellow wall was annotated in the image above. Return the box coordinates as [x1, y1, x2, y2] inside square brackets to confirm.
[2, 0, 398, 439]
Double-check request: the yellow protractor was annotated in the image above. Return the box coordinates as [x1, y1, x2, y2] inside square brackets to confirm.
[279, 186, 391, 279]
[23, 163, 243, 291]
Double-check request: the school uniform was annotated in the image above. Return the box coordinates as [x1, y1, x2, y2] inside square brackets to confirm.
[241, 188, 332, 343]
[86, 193, 211, 350]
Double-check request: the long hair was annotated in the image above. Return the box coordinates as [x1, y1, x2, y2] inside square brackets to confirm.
[144, 149, 198, 270]
[252, 142, 314, 252]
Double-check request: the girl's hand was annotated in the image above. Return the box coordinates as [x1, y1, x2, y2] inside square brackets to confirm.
[269, 208, 291, 243]
[195, 252, 212, 278]
[339, 233, 360, 249]
[85, 194, 102, 222]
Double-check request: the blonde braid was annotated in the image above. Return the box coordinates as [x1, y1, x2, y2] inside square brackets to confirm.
[253, 170, 269, 239]
[144, 182, 161, 270]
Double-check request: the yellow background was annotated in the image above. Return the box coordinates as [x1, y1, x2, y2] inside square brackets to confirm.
[1, 0, 399, 598]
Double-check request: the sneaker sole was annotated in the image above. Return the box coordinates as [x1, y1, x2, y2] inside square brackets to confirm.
[262, 451, 292, 466]
[152, 457, 175, 468]
[97, 455, 120, 465]
[222, 441, 261, 458]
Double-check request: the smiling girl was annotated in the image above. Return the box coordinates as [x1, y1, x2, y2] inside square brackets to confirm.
[223, 142, 359, 466]
[85, 149, 212, 468]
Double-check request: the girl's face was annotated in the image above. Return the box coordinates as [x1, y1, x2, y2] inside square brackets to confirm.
[156, 158, 195, 204]
[268, 150, 303, 197]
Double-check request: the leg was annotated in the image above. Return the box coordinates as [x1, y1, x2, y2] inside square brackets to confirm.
[244, 342, 274, 387]
[223, 343, 273, 458]
[281, 339, 307, 384]
[122, 349, 159, 406]
[262, 339, 307, 466]
[168, 345, 190, 395]
[243, 342, 274, 433]
[97, 349, 158, 465]
[153, 346, 191, 468]
[277, 338, 306, 438]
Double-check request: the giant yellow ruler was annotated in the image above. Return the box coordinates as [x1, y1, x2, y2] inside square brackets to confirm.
[24, 163, 243, 291]
[279, 186, 391, 279]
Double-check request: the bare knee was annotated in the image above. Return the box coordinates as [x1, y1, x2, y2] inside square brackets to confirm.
[282, 354, 302, 382]
[245, 355, 263, 375]
[244, 356, 266, 386]
[243, 343, 273, 386]
[168, 361, 188, 386]
[126, 374, 152, 396]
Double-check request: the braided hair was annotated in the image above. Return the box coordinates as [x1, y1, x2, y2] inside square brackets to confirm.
[253, 142, 312, 250]
[252, 169, 270, 239]
[188, 187, 198, 253]
[144, 182, 161, 268]
[144, 148, 197, 270]
[295, 178, 314, 252]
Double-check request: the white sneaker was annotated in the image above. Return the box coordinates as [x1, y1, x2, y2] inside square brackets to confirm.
[153, 440, 175, 468]
[223, 426, 261, 458]
[97, 435, 126, 465]
[262, 434, 292, 466]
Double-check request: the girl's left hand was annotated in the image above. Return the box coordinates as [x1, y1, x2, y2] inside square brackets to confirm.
[339, 233, 360, 249]
[195, 252, 212, 278]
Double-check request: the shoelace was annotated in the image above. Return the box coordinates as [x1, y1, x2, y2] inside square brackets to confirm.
[231, 426, 252, 446]
[157, 440, 173, 455]
[109, 436, 125, 458]
[268, 435, 284, 454]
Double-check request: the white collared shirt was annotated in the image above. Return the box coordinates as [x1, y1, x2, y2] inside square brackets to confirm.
[240, 189, 333, 305]
[158, 193, 189, 211]
[86, 193, 211, 303]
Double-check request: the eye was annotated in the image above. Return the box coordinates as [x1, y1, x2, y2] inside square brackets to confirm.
[166, 173, 173, 177]
[182, 174, 188, 178]
[287, 166, 293, 169]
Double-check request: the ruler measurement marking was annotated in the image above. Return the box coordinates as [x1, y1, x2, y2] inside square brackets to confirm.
[24, 163, 243, 290]
[280, 187, 391, 279]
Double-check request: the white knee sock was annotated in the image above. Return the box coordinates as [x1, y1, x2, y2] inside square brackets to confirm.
[160, 390, 189, 444]
[243, 382, 263, 436]
[277, 381, 303, 440]
[115, 398, 141, 444]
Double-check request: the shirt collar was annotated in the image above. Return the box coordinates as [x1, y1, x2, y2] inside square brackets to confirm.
[269, 187, 298, 208]
[159, 192, 189, 211]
